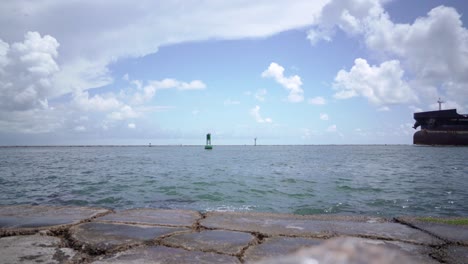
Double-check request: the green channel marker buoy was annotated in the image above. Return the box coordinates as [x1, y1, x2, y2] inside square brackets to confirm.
[205, 133, 213, 150]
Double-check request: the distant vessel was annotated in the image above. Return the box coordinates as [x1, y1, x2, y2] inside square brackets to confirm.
[413, 100, 468, 145]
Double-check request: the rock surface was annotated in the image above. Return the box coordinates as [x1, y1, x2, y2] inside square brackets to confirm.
[439, 245, 468, 264]
[3, 206, 468, 263]
[0, 234, 78, 264]
[91, 246, 241, 264]
[70, 222, 189, 253]
[243, 236, 323, 263]
[0, 205, 110, 234]
[397, 216, 468, 245]
[162, 230, 255, 255]
[253, 237, 422, 264]
[201, 211, 442, 245]
[97, 208, 201, 227]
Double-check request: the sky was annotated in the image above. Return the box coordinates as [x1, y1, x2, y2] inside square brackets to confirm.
[0, 0, 467, 145]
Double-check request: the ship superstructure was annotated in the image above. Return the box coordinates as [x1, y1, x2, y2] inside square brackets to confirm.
[413, 108, 468, 145]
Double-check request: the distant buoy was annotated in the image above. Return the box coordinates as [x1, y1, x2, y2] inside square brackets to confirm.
[205, 133, 213, 150]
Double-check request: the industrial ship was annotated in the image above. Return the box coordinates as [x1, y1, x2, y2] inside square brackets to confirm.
[413, 100, 468, 145]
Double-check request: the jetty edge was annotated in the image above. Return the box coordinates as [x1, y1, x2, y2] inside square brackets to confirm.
[1, 205, 468, 263]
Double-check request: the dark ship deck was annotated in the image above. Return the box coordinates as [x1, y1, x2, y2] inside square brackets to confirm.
[413, 109, 468, 145]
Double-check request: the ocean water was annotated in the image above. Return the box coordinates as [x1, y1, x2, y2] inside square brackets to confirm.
[0, 145, 467, 217]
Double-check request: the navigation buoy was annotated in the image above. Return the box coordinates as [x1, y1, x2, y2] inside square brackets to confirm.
[205, 133, 213, 150]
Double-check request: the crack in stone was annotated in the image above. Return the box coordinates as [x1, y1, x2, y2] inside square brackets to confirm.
[393, 217, 450, 245]
[238, 232, 263, 263]
[192, 211, 207, 232]
[94, 219, 196, 229]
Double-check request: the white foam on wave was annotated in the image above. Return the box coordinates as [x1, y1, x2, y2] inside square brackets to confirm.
[205, 204, 256, 212]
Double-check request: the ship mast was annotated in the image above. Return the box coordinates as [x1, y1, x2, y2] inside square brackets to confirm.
[437, 98, 444, 111]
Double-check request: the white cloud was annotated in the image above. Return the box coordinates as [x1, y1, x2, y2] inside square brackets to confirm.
[250, 105, 272, 123]
[148, 78, 207, 91]
[308, 96, 327, 105]
[320, 113, 329, 120]
[409, 105, 423, 113]
[0, 1, 327, 98]
[301, 128, 320, 139]
[131, 78, 206, 105]
[72, 90, 121, 112]
[128, 123, 136, 129]
[108, 105, 140, 121]
[307, 0, 383, 45]
[326, 124, 337, 132]
[0, 32, 60, 111]
[0, 108, 64, 134]
[255, 89, 267, 102]
[377, 106, 390, 112]
[224, 99, 240, 106]
[262, 62, 304, 103]
[74, 126, 86, 132]
[366, 6, 468, 108]
[0, 2, 329, 137]
[309, 1, 468, 109]
[333, 58, 418, 106]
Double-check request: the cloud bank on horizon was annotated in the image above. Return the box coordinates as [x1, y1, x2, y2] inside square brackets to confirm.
[0, 0, 467, 145]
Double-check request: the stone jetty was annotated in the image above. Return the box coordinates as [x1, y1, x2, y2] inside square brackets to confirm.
[1, 205, 468, 263]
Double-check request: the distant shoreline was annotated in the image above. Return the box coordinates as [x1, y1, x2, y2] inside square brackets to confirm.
[0, 144, 412, 148]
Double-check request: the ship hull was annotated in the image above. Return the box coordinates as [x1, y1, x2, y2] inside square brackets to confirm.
[413, 130, 468, 145]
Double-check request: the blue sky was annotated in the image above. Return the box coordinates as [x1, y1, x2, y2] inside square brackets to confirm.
[0, 0, 467, 145]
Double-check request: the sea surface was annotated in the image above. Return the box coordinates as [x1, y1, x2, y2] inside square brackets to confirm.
[1, 145, 467, 217]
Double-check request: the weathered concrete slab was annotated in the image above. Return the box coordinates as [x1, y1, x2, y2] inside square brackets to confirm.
[244, 236, 439, 264]
[437, 245, 468, 264]
[91, 246, 241, 263]
[0, 235, 78, 264]
[243, 236, 323, 263]
[201, 212, 442, 245]
[253, 237, 422, 264]
[70, 222, 189, 253]
[335, 237, 439, 264]
[397, 216, 468, 245]
[0, 205, 110, 234]
[97, 208, 201, 227]
[162, 230, 255, 255]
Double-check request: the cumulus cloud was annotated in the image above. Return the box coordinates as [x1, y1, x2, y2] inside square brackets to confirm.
[309, 1, 468, 110]
[262, 62, 304, 102]
[0, 32, 60, 111]
[333, 58, 418, 106]
[308, 96, 327, 105]
[365, 5, 468, 108]
[307, 0, 383, 44]
[128, 123, 136, 129]
[0, 108, 64, 134]
[320, 113, 329, 120]
[131, 78, 206, 105]
[108, 105, 140, 121]
[327, 124, 337, 132]
[72, 90, 121, 112]
[0, 1, 327, 97]
[250, 105, 272, 123]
